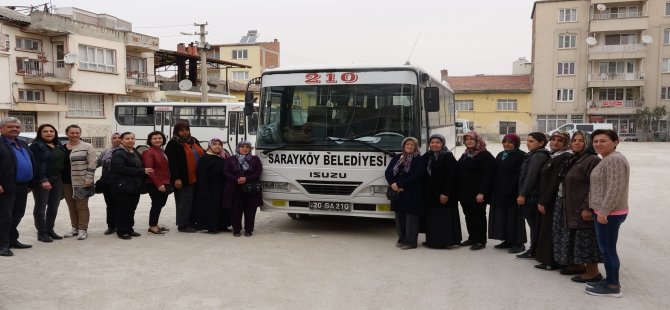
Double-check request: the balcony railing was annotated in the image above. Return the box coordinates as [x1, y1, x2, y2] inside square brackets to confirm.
[589, 44, 647, 54]
[20, 65, 71, 79]
[588, 100, 643, 109]
[592, 11, 642, 19]
[588, 72, 645, 81]
[126, 72, 157, 88]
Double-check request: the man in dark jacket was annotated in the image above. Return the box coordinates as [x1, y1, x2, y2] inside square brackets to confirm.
[0, 117, 37, 257]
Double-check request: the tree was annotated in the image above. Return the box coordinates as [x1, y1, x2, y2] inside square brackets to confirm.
[635, 106, 666, 132]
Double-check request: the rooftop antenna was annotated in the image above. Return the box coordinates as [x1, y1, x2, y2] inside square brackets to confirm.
[404, 33, 421, 65]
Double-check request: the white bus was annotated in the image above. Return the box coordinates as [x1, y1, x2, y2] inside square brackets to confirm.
[113, 102, 257, 154]
[245, 65, 456, 219]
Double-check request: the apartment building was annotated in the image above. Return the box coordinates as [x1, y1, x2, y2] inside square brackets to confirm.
[445, 70, 533, 141]
[531, 0, 670, 138]
[211, 30, 280, 89]
[0, 6, 158, 147]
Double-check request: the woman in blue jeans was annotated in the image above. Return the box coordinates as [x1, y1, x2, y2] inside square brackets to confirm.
[587, 129, 630, 298]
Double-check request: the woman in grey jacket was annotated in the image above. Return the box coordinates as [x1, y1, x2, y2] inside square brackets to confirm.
[516, 132, 550, 259]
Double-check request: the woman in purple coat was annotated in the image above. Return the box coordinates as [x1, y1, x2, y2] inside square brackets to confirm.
[223, 140, 262, 237]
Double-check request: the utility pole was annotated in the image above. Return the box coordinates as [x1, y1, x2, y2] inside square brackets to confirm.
[194, 22, 209, 102]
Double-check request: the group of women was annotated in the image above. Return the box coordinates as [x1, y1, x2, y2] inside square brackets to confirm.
[29, 121, 263, 242]
[385, 129, 629, 297]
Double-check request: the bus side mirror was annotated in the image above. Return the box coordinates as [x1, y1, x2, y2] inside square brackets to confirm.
[244, 91, 254, 116]
[424, 87, 440, 112]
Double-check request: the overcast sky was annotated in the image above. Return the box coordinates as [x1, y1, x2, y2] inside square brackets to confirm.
[5, 0, 537, 77]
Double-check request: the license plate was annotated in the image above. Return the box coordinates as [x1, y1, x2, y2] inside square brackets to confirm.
[309, 201, 351, 211]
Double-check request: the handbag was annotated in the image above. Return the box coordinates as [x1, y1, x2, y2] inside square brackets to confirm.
[386, 188, 400, 201]
[72, 185, 96, 199]
[242, 180, 262, 193]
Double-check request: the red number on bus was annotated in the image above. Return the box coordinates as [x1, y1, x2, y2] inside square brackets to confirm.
[305, 73, 321, 84]
[325, 73, 337, 84]
[341, 72, 359, 83]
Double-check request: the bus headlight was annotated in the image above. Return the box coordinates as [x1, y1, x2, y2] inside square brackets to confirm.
[262, 181, 289, 192]
[371, 185, 388, 195]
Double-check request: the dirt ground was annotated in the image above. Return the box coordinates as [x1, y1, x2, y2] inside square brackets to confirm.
[0, 142, 667, 309]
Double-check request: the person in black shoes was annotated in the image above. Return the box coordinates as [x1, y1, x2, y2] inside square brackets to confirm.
[456, 132, 495, 251]
[109, 132, 154, 240]
[224, 140, 262, 237]
[97, 132, 121, 236]
[0, 117, 36, 256]
[193, 138, 229, 233]
[489, 134, 526, 253]
[533, 131, 571, 270]
[30, 124, 66, 243]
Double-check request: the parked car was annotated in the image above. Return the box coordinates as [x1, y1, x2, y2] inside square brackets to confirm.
[17, 132, 69, 145]
[547, 123, 613, 137]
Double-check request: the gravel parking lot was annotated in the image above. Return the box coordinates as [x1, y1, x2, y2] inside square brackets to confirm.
[1, 142, 668, 309]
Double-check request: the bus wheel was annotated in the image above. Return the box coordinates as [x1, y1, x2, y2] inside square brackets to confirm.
[288, 213, 308, 220]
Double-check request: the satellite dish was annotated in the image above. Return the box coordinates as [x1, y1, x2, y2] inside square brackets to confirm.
[178, 79, 193, 91]
[596, 3, 607, 12]
[63, 53, 77, 64]
[586, 37, 598, 46]
[642, 35, 653, 44]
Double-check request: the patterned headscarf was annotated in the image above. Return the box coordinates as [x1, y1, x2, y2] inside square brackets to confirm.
[207, 138, 228, 159]
[235, 140, 253, 171]
[393, 137, 420, 176]
[426, 134, 450, 176]
[549, 130, 571, 154]
[463, 131, 487, 158]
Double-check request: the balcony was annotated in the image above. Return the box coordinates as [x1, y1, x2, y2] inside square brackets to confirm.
[587, 72, 645, 88]
[588, 44, 647, 60]
[590, 13, 647, 32]
[126, 72, 159, 92]
[587, 99, 643, 115]
[20, 65, 72, 89]
[125, 32, 160, 53]
[591, 0, 646, 4]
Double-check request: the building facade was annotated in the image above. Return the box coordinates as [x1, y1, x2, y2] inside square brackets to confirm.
[446, 72, 533, 141]
[212, 30, 280, 85]
[531, 0, 669, 138]
[1, 6, 159, 147]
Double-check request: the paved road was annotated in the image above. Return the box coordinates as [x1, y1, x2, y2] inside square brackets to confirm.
[1, 142, 667, 309]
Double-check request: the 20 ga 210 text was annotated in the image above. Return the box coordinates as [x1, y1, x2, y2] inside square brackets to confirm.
[305, 72, 359, 84]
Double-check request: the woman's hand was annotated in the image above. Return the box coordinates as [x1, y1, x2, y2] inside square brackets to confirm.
[41, 181, 52, 191]
[144, 168, 154, 176]
[537, 204, 545, 215]
[476, 193, 484, 204]
[597, 214, 608, 224]
[581, 209, 594, 221]
[174, 179, 183, 190]
[84, 180, 94, 188]
[238, 177, 247, 185]
[516, 195, 526, 206]
[158, 185, 166, 192]
[390, 183, 399, 192]
[439, 194, 448, 205]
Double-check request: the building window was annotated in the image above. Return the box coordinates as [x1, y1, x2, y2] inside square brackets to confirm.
[558, 34, 576, 49]
[117, 96, 148, 102]
[15, 37, 41, 52]
[556, 89, 574, 102]
[232, 49, 248, 60]
[557, 62, 575, 75]
[232, 71, 249, 80]
[666, 2, 670, 16]
[497, 99, 518, 111]
[662, 87, 670, 100]
[665, 29, 670, 45]
[66, 93, 104, 118]
[18, 89, 44, 102]
[559, 8, 577, 22]
[604, 34, 636, 45]
[537, 115, 568, 133]
[15, 57, 41, 74]
[571, 114, 584, 123]
[455, 100, 474, 111]
[499, 121, 516, 134]
[1, 34, 9, 52]
[78, 45, 116, 73]
[663, 59, 670, 73]
[126, 56, 147, 74]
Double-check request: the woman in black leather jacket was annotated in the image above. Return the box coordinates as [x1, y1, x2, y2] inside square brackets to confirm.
[109, 132, 154, 240]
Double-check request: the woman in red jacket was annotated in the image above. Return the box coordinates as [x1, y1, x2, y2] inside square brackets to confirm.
[142, 131, 172, 235]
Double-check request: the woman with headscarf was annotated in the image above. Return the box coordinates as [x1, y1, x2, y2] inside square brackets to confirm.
[553, 131, 602, 283]
[516, 132, 550, 259]
[385, 137, 426, 250]
[194, 138, 229, 233]
[489, 133, 526, 253]
[456, 131, 495, 250]
[165, 121, 205, 233]
[422, 134, 460, 249]
[534, 131, 572, 270]
[223, 140, 262, 237]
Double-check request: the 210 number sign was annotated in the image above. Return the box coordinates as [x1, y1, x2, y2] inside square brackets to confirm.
[305, 72, 359, 84]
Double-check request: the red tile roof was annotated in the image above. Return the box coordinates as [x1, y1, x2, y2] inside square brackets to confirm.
[446, 75, 532, 94]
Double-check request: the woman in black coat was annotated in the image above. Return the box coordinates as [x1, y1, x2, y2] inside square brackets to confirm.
[109, 132, 154, 240]
[223, 140, 262, 237]
[489, 133, 527, 253]
[385, 137, 426, 250]
[457, 131, 496, 251]
[422, 134, 460, 249]
[194, 138, 229, 233]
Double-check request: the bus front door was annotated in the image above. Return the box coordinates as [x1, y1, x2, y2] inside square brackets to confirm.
[155, 111, 173, 140]
[228, 111, 247, 152]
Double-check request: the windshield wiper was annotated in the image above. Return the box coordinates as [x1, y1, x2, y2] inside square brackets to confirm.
[325, 137, 396, 157]
[260, 144, 292, 155]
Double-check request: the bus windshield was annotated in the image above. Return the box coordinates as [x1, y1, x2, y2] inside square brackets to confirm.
[257, 83, 417, 151]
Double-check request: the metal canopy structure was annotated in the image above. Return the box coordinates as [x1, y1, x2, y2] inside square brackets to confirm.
[154, 49, 250, 70]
